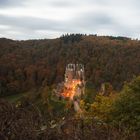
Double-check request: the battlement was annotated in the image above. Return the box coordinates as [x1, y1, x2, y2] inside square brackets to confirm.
[66, 63, 84, 71]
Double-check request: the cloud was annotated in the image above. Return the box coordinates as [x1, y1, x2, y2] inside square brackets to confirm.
[0, 14, 59, 30]
[0, 14, 78, 39]
[0, 0, 25, 8]
[74, 12, 115, 28]
[48, 0, 76, 8]
[0, 14, 80, 33]
[0, 0, 139, 39]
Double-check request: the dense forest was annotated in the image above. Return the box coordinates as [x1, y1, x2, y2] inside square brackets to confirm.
[0, 34, 140, 97]
[0, 34, 140, 140]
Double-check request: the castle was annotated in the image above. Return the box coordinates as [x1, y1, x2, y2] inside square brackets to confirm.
[61, 64, 85, 100]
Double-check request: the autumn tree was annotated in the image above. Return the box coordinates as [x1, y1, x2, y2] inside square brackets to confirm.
[110, 76, 140, 132]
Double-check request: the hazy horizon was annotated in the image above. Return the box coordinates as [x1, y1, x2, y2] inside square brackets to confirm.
[0, 34, 139, 41]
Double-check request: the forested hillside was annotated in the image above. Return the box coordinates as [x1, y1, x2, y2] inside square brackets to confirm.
[0, 34, 140, 97]
[0, 35, 140, 140]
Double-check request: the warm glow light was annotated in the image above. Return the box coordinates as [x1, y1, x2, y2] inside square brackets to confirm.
[61, 79, 81, 99]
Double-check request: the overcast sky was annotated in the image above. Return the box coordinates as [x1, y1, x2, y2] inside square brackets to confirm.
[0, 0, 139, 40]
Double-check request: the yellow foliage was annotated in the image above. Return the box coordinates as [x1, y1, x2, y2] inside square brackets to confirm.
[89, 94, 117, 121]
[80, 100, 85, 108]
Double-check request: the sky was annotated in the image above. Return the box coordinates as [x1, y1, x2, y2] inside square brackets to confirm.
[0, 0, 139, 40]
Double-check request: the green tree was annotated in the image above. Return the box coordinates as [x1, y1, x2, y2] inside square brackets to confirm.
[110, 76, 140, 132]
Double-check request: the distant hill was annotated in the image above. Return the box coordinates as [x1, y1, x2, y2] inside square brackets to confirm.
[0, 34, 140, 96]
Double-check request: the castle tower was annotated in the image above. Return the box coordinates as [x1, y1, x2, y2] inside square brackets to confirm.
[63, 63, 85, 99]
